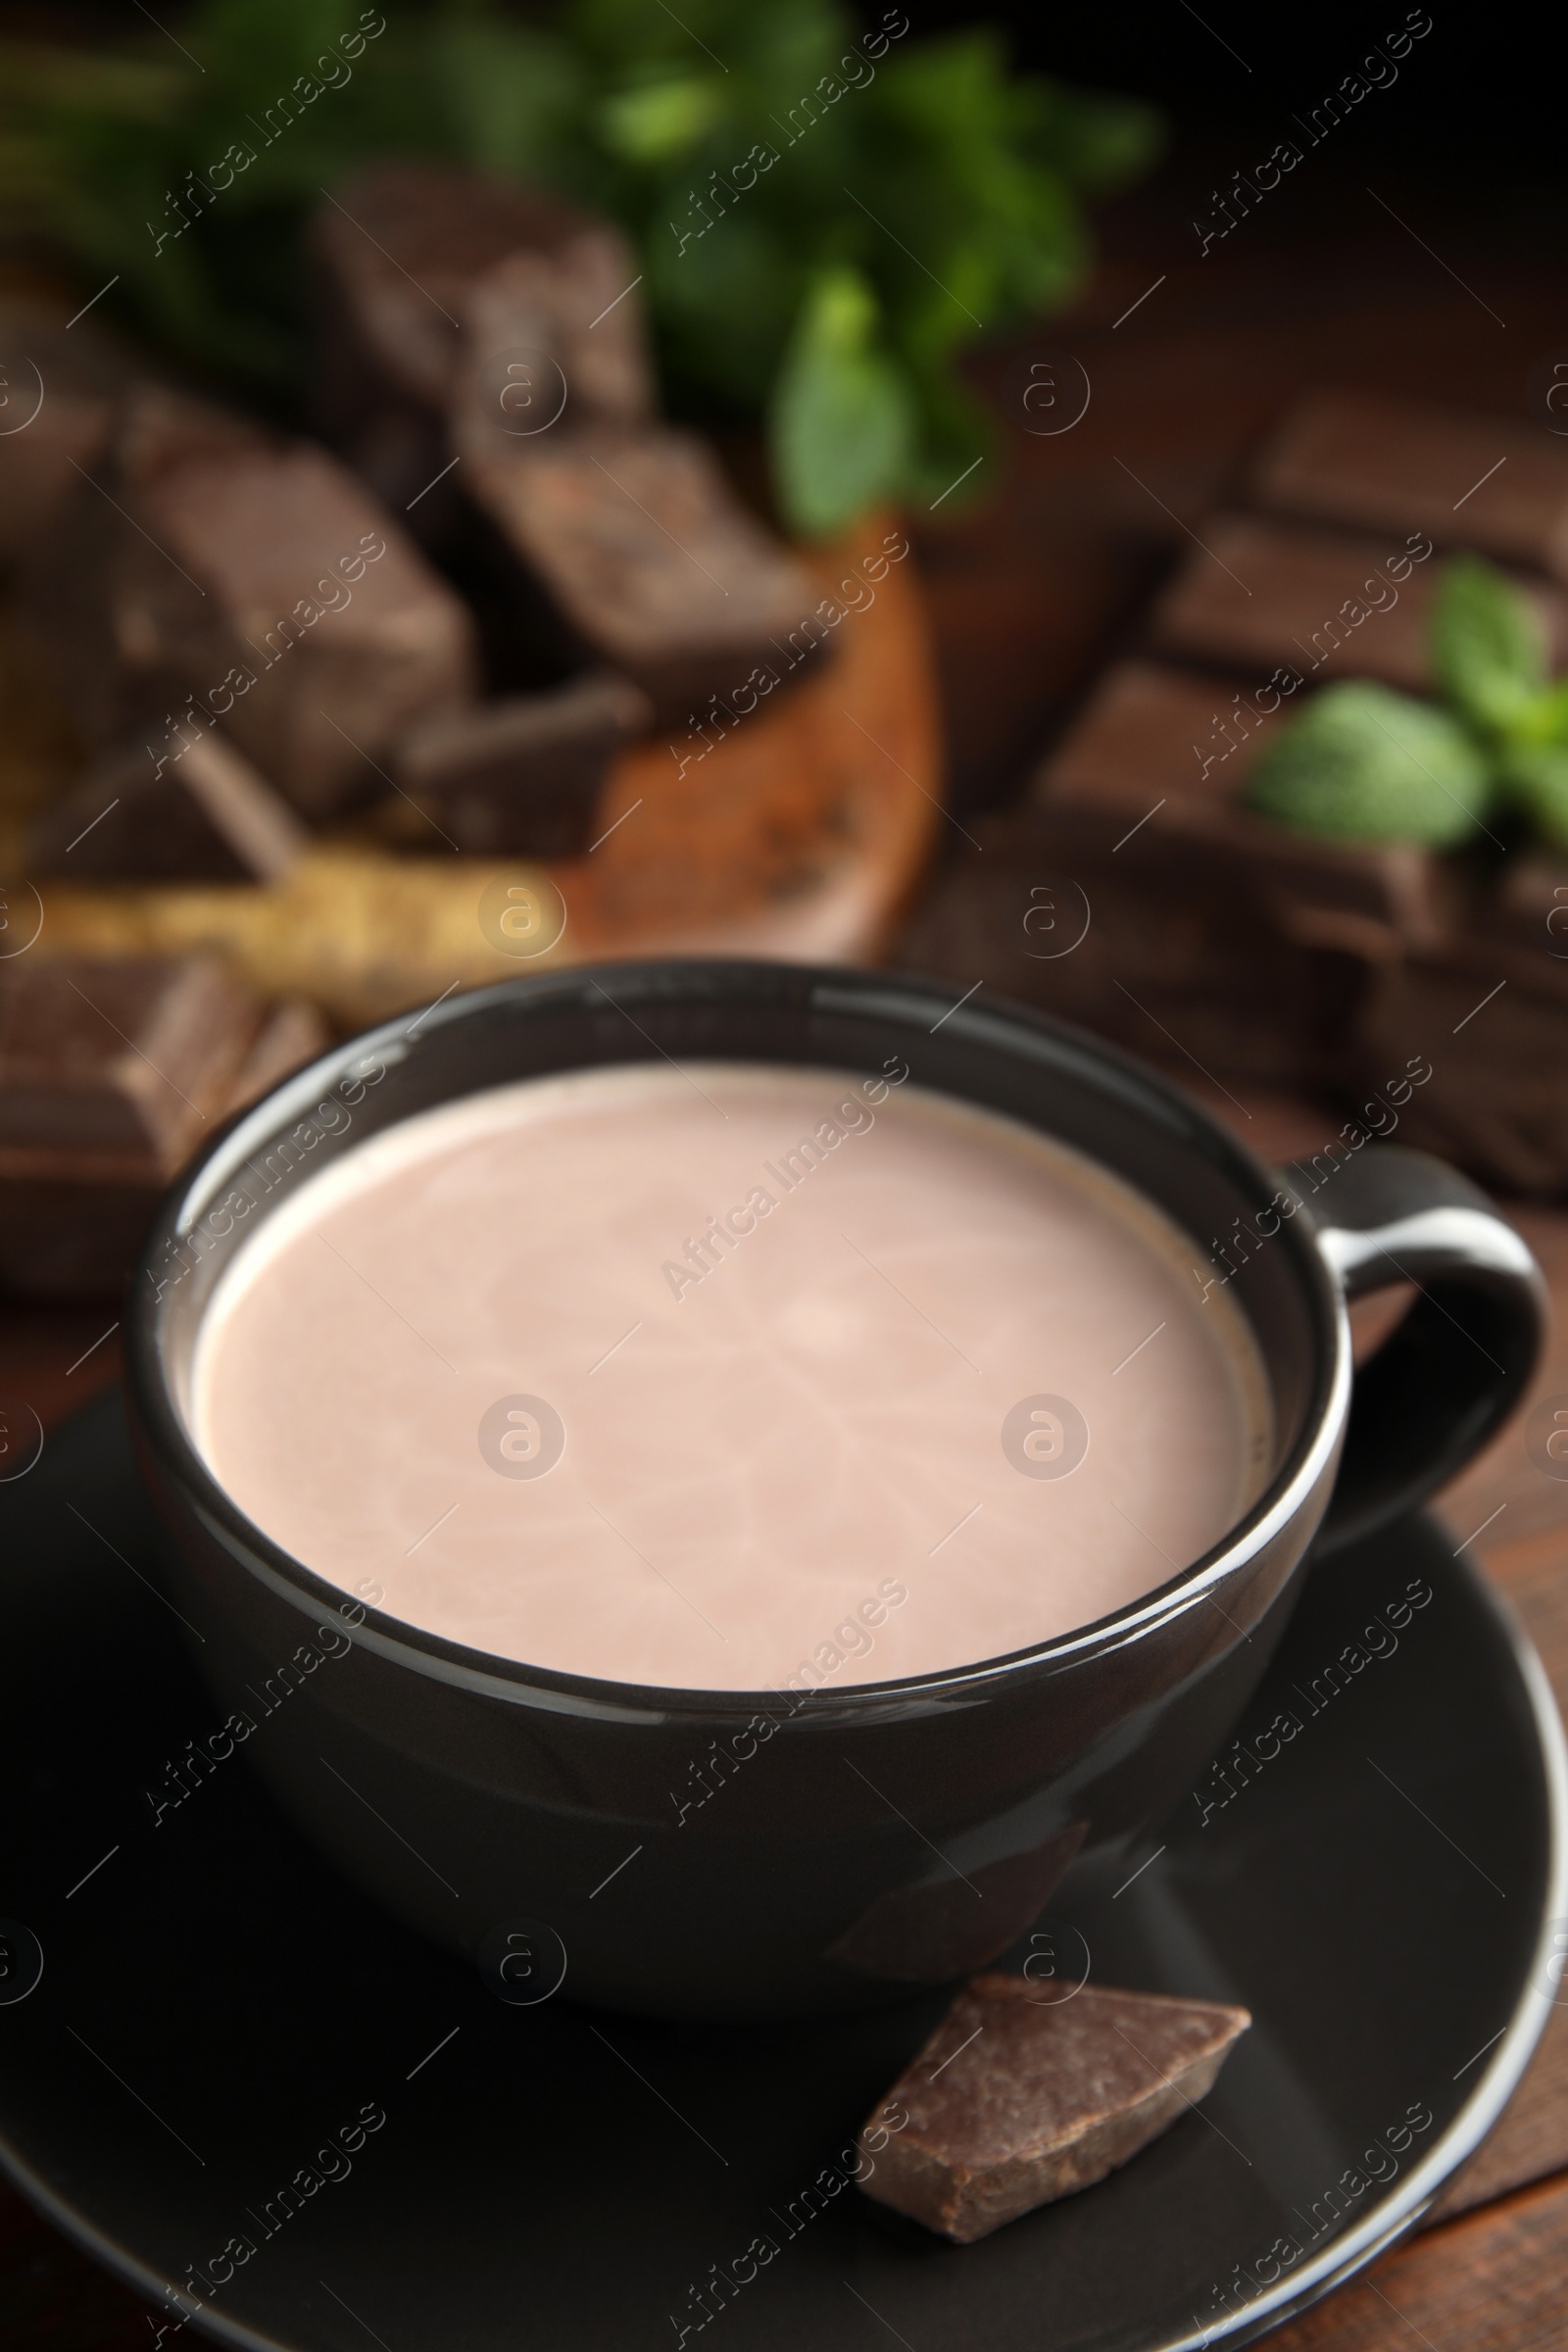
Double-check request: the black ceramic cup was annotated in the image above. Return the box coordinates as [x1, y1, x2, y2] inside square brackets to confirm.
[126, 959, 1545, 2020]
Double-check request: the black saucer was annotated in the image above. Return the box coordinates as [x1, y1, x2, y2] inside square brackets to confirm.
[1, 1395, 1562, 2352]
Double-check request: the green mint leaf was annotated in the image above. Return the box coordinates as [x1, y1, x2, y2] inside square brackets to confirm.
[1497, 671, 1568, 755]
[596, 75, 722, 166]
[768, 265, 915, 537]
[1429, 553, 1546, 737]
[1246, 681, 1493, 848]
[1501, 744, 1568, 846]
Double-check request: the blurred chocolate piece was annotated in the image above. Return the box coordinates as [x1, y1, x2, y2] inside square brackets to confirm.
[1149, 519, 1568, 693]
[1347, 935, 1568, 1196]
[1036, 662, 1454, 945]
[112, 382, 258, 476]
[453, 406, 825, 724]
[0, 955, 327, 1298]
[1040, 656, 1282, 813]
[0, 1169, 165, 1301]
[25, 386, 477, 818]
[27, 729, 309, 882]
[897, 803, 1382, 1093]
[227, 997, 330, 1109]
[1252, 391, 1568, 577]
[0, 953, 260, 1163]
[459, 247, 650, 431]
[858, 1974, 1250, 2242]
[394, 671, 651, 857]
[1476, 854, 1568, 958]
[311, 161, 652, 515]
[0, 297, 132, 562]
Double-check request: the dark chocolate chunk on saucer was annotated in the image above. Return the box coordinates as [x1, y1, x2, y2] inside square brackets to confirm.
[858, 1974, 1250, 2242]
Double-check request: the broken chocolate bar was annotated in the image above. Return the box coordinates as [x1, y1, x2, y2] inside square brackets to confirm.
[1039, 656, 1284, 814]
[858, 1974, 1250, 2242]
[1034, 662, 1455, 946]
[26, 729, 309, 883]
[452, 405, 826, 724]
[1347, 933, 1568, 1196]
[0, 955, 327, 1298]
[393, 671, 652, 857]
[896, 801, 1382, 1093]
[1252, 391, 1568, 578]
[1149, 518, 1568, 693]
[24, 385, 477, 819]
[310, 161, 652, 514]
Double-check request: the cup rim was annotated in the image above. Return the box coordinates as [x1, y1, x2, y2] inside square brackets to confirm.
[125, 957, 1350, 1724]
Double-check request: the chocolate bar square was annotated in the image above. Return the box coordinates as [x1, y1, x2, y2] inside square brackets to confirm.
[1348, 934, 1568, 1195]
[1476, 854, 1568, 959]
[1038, 657, 1283, 815]
[1252, 391, 1568, 577]
[896, 805, 1379, 1092]
[1148, 518, 1568, 693]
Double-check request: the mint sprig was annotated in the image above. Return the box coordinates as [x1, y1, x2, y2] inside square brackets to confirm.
[1248, 554, 1568, 850]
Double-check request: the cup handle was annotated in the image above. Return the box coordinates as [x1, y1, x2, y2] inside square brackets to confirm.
[1288, 1145, 1547, 1551]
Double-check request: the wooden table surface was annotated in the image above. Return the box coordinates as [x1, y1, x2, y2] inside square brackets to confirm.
[5, 140, 1567, 2352]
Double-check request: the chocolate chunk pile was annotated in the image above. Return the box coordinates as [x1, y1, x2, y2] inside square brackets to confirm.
[858, 1974, 1250, 2242]
[901, 389, 1568, 1192]
[0, 172, 832, 1294]
[15, 164, 822, 878]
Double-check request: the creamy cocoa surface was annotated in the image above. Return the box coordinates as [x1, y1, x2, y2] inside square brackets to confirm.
[190, 1063, 1271, 1690]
